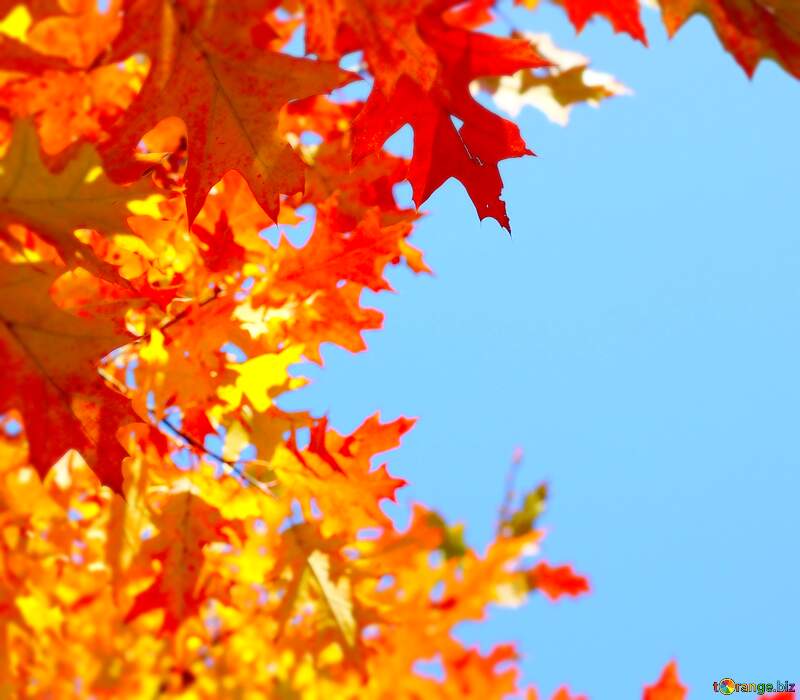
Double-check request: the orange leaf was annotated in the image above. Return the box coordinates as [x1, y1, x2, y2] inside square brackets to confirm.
[102, 0, 354, 222]
[0, 261, 136, 491]
[660, 0, 800, 79]
[643, 661, 688, 700]
[528, 562, 590, 600]
[304, 0, 546, 230]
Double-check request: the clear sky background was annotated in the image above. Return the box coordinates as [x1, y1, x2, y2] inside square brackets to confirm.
[282, 4, 800, 698]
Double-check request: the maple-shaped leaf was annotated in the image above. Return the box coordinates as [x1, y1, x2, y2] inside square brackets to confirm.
[304, 0, 546, 230]
[561, 0, 646, 42]
[643, 661, 687, 700]
[517, 0, 646, 43]
[102, 0, 353, 223]
[0, 120, 158, 281]
[0, 261, 137, 492]
[190, 210, 247, 274]
[477, 33, 630, 126]
[124, 489, 224, 631]
[660, 0, 800, 79]
[239, 200, 424, 362]
[273, 413, 411, 531]
[275, 204, 416, 293]
[286, 96, 422, 232]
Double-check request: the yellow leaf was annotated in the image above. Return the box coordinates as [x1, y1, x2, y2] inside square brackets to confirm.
[307, 550, 357, 649]
[227, 346, 305, 412]
[475, 33, 630, 126]
[16, 592, 63, 634]
[139, 328, 168, 366]
[0, 6, 31, 40]
[0, 120, 162, 281]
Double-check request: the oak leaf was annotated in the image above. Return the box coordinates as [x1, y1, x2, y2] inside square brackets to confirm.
[660, 0, 800, 78]
[0, 120, 159, 281]
[477, 33, 630, 125]
[274, 523, 361, 658]
[287, 97, 421, 232]
[0, 261, 136, 492]
[273, 414, 410, 532]
[124, 489, 225, 632]
[303, 549, 358, 649]
[304, 0, 546, 230]
[560, 0, 646, 42]
[102, 0, 354, 222]
[515, 0, 645, 41]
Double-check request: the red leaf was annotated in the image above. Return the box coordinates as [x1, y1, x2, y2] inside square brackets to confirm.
[528, 562, 590, 600]
[643, 661, 687, 700]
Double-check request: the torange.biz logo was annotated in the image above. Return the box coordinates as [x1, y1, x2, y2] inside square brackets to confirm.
[713, 678, 796, 695]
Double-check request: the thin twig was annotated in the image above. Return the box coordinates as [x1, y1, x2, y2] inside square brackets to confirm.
[156, 413, 277, 498]
[497, 447, 524, 534]
[130, 286, 224, 346]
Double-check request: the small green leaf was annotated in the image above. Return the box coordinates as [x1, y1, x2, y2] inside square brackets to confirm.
[503, 483, 548, 538]
[426, 511, 469, 560]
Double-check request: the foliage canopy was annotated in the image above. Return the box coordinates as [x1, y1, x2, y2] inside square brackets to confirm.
[0, 0, 797, 696]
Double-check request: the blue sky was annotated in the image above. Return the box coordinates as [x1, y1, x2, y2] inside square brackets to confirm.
[282, 4, 799, 698]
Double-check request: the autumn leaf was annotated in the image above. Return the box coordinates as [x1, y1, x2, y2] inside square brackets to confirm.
[124, 489, 224, 631]
[528, 562, 590, 600]
[286, 96, 425, 237]
[102, 0, 354, 223]
[0, 119, 159, 281]
[0, 261, 137, 492]
[552, 689, 589, 700]
[432, 646, 520, 697]
[500, 482, 548, 537]
[304, 0, 546, 230]
[560, 0, 646, 42]
[275, 524, 359, 656]
[238, 199, 426, 363]
[0, 0, 788, 696]
[426, 511, 469, 559]
[515, 0, 646, 41]
[0, 62, 139, 154]
[477, 33, 630, 125]
[0, 33, 72, 72]
[21, 0, 123, 68]
[272, 204, 417, 294]
[643, 661, 687, 700]
[0, 2, 73, 71]
[272, 414, 411, 531]
[305, 550, 358, 648]
[660, 0, 800, 78]
[0, 0, 64, 25]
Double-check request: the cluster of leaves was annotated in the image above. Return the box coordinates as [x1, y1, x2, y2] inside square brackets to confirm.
[0, 0, 797, 697]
